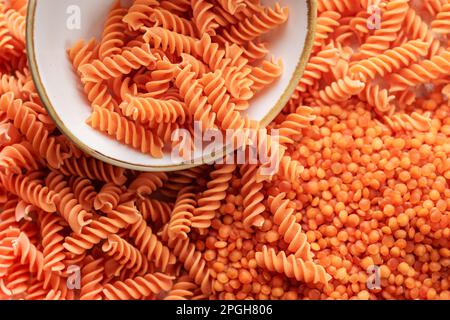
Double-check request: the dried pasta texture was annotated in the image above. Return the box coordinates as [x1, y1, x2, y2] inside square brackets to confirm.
[65, 0, 287, 159]
[102, 272, 173, 300]
[256, 246, 331, 286]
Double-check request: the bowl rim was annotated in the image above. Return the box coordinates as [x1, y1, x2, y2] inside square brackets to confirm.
[26, 0, 317, 172]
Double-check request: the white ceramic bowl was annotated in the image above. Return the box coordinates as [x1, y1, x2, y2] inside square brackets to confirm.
[26, 0, 316, 171]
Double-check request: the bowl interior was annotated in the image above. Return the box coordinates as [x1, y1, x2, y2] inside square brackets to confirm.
[27, 0, 315, 171]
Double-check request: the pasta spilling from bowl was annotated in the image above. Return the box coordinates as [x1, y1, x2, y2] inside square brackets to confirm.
[69, 0, 289, 158]
[0, 0, 449, 300]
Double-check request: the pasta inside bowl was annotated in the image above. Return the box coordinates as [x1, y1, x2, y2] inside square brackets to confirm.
[26, 0, 316, 171]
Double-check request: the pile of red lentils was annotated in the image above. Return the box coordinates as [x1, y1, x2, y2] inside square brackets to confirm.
[204, 96, 449, 300]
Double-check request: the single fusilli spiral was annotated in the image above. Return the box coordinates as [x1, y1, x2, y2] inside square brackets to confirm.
[168, 187, 196, 241]
[431, 4, 450, 34]
[13, 232, 45, 281]
[102, 272, 173, 300]
[293, 46, 339, 95]
[163, 276, 197, 300]
[358, 83, 394, 115]
[383, 112, 432, 132]
[220, 3, 289, 45]
[150, 8, 197, 37]
[45, 172, 93, 234]
[128, 215, 176, 272]
[102, 234, 150, 276]
[240, 163, 265, 228]
[0, 172, 57, 213]
[249, 59, 283, 94]
[38, 211, 66, 273]
[1, 8, 25, 44]
[0, 141, 42, 174]
[122, 0, 160, 30]
[279, 156, 305, 184]
[129, 172, 168, 197]
[69, 177, 98, 211]
[357, 0, 409, 58]
[87, 106, 164, 158]
[0, 93, 71, 169]
[255, 246, 331, 286]
[57, 156, 127, 186]
[314, 11, 341, 50]
[173, 65, 216, 131]
[269, 193, 313, 261]
[137, 198, 173, 226]
[162, 225, 212, 294]
[200, 71, 245, 131]
[143, 27, 198, 56]
[404, 7, 440, 58]
[197, 34, 251, 99]
[191, 0, 219, 36]
[79, 44, 157, 82]
[80, 256, 104, 300]
[83, 81, 118, 112]
[316, 76, 365, 104]
[278, 106, 316, 146]
[67, 39, 98, 75]
[143, 59, 177, 98]
[389, 49, 450, 91]
[350, 40, 430, 81]
[98, 3, 127, 59]
[192, 164, 236, 230]
[121, 96, 187, 125]
[94, 183, 123, 213]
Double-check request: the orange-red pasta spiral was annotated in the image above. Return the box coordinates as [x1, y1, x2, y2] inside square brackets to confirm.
[38, 212, 66, 273]
[255, 246, 331, 286]
[80, 256, 104, 300]
[161, 226, 212, 295]
[0, 93, 71, 169]
[0, 172, 57, 213]
[269, 193, 313, 261]
[121, 96, 187, 125]
[191, 0, 219, 36]
[87, 106, 164, 158]
[94, 183, 123, 213]
[122, 0, 160, 31]
[192, 164, 236, 230]
[45, 172, 93, 234]
[128, 215, 176, 272]
[98, 2, 127, 59]
[102, 234, 150, 276]
[431, 3, 450, 34]
[79, 44, 157, 82]
[102, 272, 173, 300]
[0, 141, 42, 174]
[168, 187, 196, 240]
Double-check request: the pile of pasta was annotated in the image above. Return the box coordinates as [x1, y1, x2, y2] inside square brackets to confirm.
[70, 0, 288, 158]
[0, 0, 449, 300]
